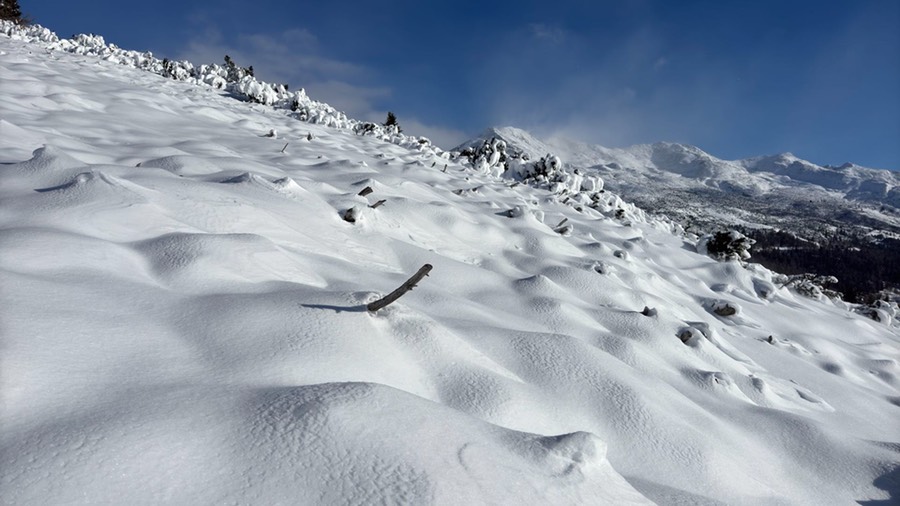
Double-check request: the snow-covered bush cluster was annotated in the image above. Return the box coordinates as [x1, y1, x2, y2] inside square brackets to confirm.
[457, 138, 606, 209]
[519, 154, 603, 195]
[160, 58, 194, 81]
[774, 273, 842, 300]
[460, 137, 511, 176]
[2, 20, 56, 41]
[459, 137, 600, 191]
[854, 299, 898, 326]
[697, 230, 755, 261]
[0, 20, 445, 158]
[352, 119, 416, 147]
[526, 154, 562, 178]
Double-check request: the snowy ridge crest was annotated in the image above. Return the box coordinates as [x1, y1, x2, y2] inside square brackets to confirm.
[0, 21, 677, 235]
[1, 20, 447, 157]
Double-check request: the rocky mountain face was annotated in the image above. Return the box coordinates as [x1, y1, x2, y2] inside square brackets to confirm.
[459, 127, 900, 301]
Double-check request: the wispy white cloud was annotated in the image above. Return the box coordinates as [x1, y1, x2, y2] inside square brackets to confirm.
[399, 118, 469, 150]
[478, 20, 739, 150]
[529, 23, 567, 44]
[175, 27, 384, 119]
[304, 80, 391, 120]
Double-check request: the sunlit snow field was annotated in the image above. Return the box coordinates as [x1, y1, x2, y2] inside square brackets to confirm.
[1, 27, 899, 505]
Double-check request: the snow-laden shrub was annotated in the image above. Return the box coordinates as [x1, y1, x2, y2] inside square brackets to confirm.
[2, 19, 54, 40]
[354, 122, 378, 135]
[854, 299, 897, 325]
[459, 137, 509, 176]
[508, 154, 604, 195]
[223, 54, 253, 83]
[160, 58, 195, 81]
[774, 273, 841, 300]
[195, 63, 229, 89]
[698, 230, 755, 261]
[460, 139, 600, 192]
[352, 119, 403, 142]
[193, 57, 280, 105]
[512, 153, 562, 180]
[234, 76, 279, 105]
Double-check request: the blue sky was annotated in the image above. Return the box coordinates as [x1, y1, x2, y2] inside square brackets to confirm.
[25, 0, 900, 168]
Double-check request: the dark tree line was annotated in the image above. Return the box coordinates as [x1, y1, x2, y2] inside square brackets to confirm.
[746, 229, 900, 303]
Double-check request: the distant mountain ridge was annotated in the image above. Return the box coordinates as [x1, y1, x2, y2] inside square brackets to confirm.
[459, 126, 900, 207]
[459, 127, 900, 301]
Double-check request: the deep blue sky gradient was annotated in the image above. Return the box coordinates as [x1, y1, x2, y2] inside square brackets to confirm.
[23, 0, 900, 168]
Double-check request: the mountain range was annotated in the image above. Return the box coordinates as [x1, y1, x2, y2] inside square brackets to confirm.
[459, 127, 900, 300]
[460, 126, 900, 232]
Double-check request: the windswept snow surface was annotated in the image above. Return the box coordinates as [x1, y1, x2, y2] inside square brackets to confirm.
[2, 31, 900, 506]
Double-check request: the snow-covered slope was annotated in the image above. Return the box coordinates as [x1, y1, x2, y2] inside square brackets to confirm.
[2, 27, 899, 505]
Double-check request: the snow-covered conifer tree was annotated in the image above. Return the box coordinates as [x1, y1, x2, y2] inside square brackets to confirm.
[0, 0, 24, 23]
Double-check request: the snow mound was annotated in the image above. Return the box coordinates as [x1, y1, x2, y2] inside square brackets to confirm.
[138, 155, 226, 176]
[133, 232, 327, 291]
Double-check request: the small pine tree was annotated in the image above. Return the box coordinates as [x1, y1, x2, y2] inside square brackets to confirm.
[223, 55, 253, 83]
[701, 230, 755, 261]
[0, 0, 24, 23]
[383, 111, 401, 133]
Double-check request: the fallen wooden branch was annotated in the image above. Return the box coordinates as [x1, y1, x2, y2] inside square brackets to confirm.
[367, 264, 433, 312]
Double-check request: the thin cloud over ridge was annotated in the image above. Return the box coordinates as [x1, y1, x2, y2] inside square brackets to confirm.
[174, 25, 467, 148]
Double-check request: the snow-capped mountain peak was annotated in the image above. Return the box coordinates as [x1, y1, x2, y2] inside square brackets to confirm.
[463, 126, 900, 208]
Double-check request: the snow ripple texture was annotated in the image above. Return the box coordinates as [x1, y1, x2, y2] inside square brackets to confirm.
[1, 22, 899, 506]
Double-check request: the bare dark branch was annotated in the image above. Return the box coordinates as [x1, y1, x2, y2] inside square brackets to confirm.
[367, 264, 433, 312]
